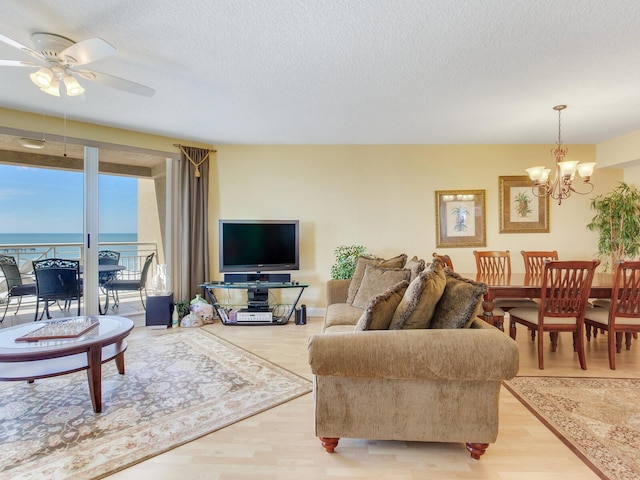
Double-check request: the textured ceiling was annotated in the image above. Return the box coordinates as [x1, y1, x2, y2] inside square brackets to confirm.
[1, 0, 640, 146]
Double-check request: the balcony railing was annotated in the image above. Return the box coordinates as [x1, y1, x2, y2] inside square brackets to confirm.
[0, 241, 159, 296]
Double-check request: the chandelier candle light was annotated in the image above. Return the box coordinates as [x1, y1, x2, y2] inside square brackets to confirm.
[525, 105, 596, 205]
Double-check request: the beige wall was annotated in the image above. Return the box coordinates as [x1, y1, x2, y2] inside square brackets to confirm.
[210, 144, 622, 310]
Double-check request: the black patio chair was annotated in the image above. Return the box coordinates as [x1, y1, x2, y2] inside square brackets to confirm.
[103, 252, 154, 311]
[98, 250, 121, 284]
[0, 254, 37, 322]
[33, 258, 82, 321]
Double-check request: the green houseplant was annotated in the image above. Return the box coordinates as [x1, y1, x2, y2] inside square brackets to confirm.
[330, 245, 366, 279]
[586, 182, 640, 271]
[174, 300, 191, 319]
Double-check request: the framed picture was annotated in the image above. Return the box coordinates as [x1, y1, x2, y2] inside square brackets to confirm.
[499, 175, 549, 233]
[435, 190, 486, 248]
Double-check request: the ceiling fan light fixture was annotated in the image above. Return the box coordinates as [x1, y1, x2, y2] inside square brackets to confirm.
[29, 67, 53, 88]
[40, 77, 60, 96]
[63, 75, 84, 96]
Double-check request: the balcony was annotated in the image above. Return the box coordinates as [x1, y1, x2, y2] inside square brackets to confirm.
[0, 240, 157, 327]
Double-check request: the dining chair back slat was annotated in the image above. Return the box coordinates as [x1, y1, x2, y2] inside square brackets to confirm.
[521, 250, 559, 276]
[473, 250, 511, 275]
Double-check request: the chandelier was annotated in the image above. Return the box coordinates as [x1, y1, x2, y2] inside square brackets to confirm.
[525, 105, 596, 205]
[29, 66, 85, 97]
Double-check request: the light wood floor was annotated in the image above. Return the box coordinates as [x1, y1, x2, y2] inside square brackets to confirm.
[3, 302, 639, 479]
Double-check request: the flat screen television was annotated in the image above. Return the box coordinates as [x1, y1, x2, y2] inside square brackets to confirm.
[219, 219, 300, 273]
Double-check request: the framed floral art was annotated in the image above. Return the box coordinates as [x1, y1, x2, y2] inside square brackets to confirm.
[499, 175, 549, 233]
[435, 189, 486, 248]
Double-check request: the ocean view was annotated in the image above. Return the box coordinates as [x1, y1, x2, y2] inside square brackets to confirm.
[0, 233, 138, 245]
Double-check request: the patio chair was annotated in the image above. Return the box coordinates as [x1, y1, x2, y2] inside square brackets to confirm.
[0, 254, 37, 322]
[33, 258, 82, 321]
[98, 250, 121, 285]
[102, 252, 154, 310]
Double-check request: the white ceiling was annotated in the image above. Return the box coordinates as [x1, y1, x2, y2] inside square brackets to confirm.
[1, 0, 640, 146]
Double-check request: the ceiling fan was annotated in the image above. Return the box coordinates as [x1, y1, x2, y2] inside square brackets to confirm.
[0, 32, 155, 97]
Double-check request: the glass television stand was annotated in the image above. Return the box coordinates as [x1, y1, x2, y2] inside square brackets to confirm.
[200, 281, 308, 325]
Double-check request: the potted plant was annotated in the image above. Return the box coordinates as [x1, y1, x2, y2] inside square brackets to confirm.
[174, 300, 191, 319]
[586, 182, 640, 271]
[330, 245, 366, 279]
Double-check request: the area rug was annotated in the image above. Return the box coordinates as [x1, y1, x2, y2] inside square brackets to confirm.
[0, 328, 312, 480]
[504, 377, 640, 480]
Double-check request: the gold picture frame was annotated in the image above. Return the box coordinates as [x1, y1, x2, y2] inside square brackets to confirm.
[499, 175, 550, 233]
[435, 190, 486, 248]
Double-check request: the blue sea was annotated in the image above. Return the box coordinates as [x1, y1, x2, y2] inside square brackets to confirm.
[0, 233, 137, 245]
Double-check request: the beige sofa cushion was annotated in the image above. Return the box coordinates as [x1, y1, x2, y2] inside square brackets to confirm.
[354, 280, 409, 331]
[431, 271, 488, 329]
[346, 254, 407, 304]
[352, 265, 411, 309]
[324, 303, 363, 331]
[389, 260, 446, 330]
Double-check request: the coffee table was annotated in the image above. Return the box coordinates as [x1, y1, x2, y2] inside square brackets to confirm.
[0, 315, 134, 412]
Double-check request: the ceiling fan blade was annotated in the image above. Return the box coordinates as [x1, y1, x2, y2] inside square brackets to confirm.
[0, 59, 38, 67]
[0, 33, 45, 62]
[60, 37, 116, 65]
[74, 69, 155, 97]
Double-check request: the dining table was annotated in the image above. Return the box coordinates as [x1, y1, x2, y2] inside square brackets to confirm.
[459, 272, 615, 330]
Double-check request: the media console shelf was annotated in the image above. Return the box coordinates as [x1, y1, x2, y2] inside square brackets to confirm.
[200, 281, 308, 325]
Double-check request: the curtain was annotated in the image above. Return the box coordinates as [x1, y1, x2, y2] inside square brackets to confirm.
[173, 146, 210, 301]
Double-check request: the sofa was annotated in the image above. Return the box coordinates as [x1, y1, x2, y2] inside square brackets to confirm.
[307, 254, 519, 459]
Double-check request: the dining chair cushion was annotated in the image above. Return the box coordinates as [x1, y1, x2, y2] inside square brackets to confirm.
[584, 306, 640, 326]
[493, 298, 539, 309]
[354, 280, 409, 331]
[508, 307, 579, 326]
[591, 299, 611, 309]
[346, 254, 407, 304]
[389, 260, 446, 330]
[352, 265, 411, 309]
[430, 271, 488, 329]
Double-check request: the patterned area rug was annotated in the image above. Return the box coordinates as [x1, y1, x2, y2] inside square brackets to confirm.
[0, 329, 311, 480]
[504, 377, 640, 480]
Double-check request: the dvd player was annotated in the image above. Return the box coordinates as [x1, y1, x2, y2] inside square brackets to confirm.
[236, 311, 274, 324]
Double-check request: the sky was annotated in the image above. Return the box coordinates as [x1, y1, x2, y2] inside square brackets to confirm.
[0, 164, 138, 233]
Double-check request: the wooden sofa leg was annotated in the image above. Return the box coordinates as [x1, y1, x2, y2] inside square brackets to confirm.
[319, 437, 340, 453]
[466, 442, 489, 460]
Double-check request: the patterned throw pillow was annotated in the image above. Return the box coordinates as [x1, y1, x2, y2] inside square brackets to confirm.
[404, 255, 426, 281]
[351, 264, 411, 309]
[388, 258, 446, 330]
[430, 270, 488, 329]
[346, 253, 408, 304]
[354, 280, 409, 331]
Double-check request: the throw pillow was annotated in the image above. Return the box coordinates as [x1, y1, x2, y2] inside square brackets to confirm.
[346, 253, 408, 304]
[354, 280, 409, 331]
[405, 255, 426, 281]
[388, 258, 446, 330]
[351, 264, 411, 309]
[430, 270, 488, 329]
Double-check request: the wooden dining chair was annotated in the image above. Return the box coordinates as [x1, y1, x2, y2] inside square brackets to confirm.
[473, 250, 538, 312]
[521, 250, 559, 275]
[584, 261, 640, 370]
[508, 260, 600, 370]
[432, 253, 454, 270]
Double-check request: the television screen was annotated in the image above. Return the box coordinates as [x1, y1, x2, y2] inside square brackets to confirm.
[219, 220, 299, 272]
